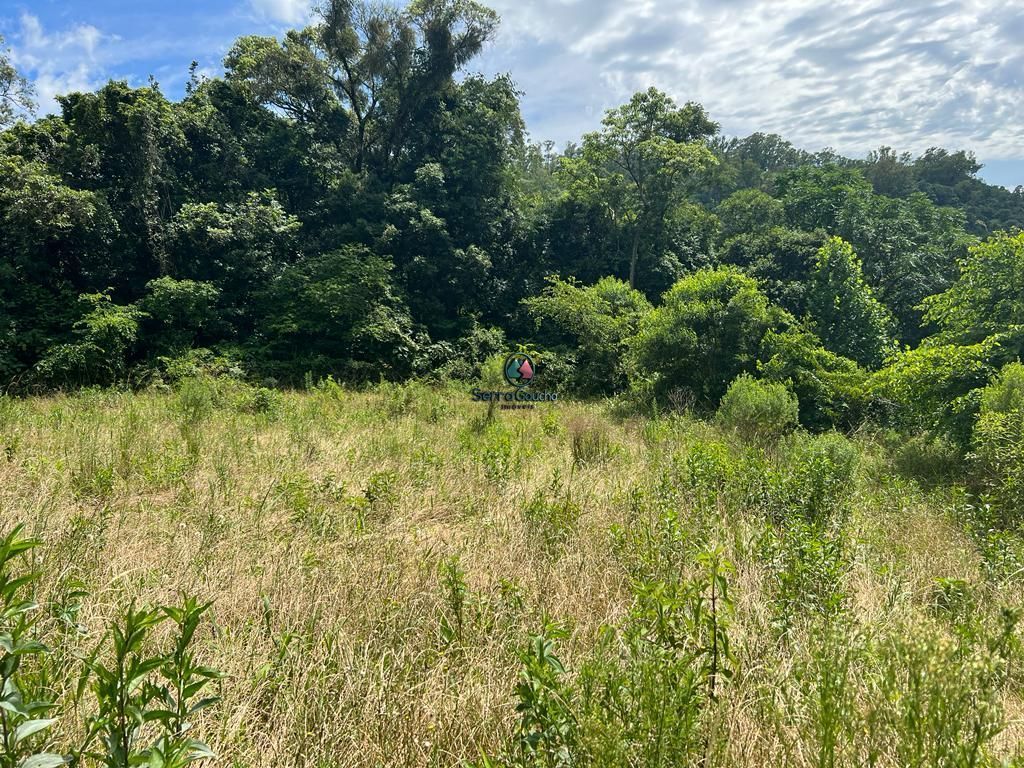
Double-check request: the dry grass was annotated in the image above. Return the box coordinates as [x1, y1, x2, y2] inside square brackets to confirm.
[0, 382, 1021, 766]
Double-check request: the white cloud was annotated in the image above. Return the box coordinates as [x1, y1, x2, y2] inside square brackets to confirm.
[478, 0, 1024, 160]
[248, 0, 313, 25]
[8, 13, 110, 114]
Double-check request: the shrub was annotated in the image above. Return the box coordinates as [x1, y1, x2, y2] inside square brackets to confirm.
[758, 328, 870, 431]
[628, 267, 786, 406]
[525, 276, 652, 396]
[892, 434, 962, 489]
[869, 339, 999, 447]
[972, 362, 1024, 525]
[715, 373, 799, 442]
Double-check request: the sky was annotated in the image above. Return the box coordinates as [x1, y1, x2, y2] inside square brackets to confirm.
[2, 0, 1022, 189]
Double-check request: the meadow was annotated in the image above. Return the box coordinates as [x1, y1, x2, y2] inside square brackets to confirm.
[1, 378, 1022, 767]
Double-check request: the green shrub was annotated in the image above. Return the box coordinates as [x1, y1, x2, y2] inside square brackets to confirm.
[972, 362, 1024, 525]
[758, 328, 870, 431]
[525, 276, 651, 396]
[234, 385, 281, 416]
[870, 339, 1000, 447]
[892, 433, 962, 489]
[628, 267, 785, 406]
[715, 373, 799, 442]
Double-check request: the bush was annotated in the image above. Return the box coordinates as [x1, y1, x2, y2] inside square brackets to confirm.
[715, 374, 799, 442]
[525, 276, 651, 396]
[972, 362, 1024, 525]
[892, 434, 962, 489]
[870, 339, 1000, 447]
[758, 328, 870, 431]
[629, 267, 785, 406]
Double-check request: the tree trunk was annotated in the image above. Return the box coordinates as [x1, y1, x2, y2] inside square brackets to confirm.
[628, 230, 640, 290]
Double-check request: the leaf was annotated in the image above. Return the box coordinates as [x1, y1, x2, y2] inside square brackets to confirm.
[12, 718, 57, 746]
[17, 754, 66, 768]
[187, 740, 216, 760]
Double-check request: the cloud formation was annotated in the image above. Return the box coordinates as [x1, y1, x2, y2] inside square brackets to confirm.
[478, 0, 1024, 161]
[248, 0, 313, 25]
[8, 13, 108, 114]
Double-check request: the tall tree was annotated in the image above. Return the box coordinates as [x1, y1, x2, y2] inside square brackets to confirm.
[225, 0, 498, 180]
[806, 237, 894, 368]
[0, 35, 34, 127]
[558, 88, 717, 291]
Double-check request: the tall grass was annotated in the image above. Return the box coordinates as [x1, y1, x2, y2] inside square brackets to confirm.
[0, 381, 1020, 766]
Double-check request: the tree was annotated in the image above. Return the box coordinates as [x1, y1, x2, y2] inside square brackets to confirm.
[920, 231, 1024, 346]
[164, 191, 301, 335]
[629, 266, 784, 405]
[720, 227, 826, 318]
[524, 276, 651, 396]
[0, 35, 34, 127]
[558, 88, 717, 291]
[256, 245, 415, 381]
[716, 189, 784, 241]
[225, 0, 498, 180]
[862, 146, 915, 198]
[805, 237, 894, 368]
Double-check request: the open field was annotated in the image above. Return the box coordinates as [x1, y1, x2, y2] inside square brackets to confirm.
[1, 381, 1023, 767]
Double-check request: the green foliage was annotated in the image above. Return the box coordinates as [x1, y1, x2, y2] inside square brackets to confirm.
[715, 373, 799, 442]
[892, 433, 963, 489]
[140, 277, 220, 353]
[557, 88, 717, 291]
[870, 338, 1000, 446]
[922, 232, 1024, 345]
[972, 362, 1024, 526]
[629, 266, 782, 406]
[257, 245, 414, 382]
[34, 293, 146, 388]
[0, 525, 220, 768]
[0, 36, 35, 127]
[805, 237, 894, 368]
[77, 598, 220, 767]
[0, 527, 62, 768]
[525, 276, 651, 396]
[758, 328, 869, 431]
[716, 188, 784, 240]
[493, 552, 736, 768]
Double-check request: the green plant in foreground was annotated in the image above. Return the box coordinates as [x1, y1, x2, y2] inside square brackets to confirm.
[513, 620, 575, 768]
[76, 598, 219, 768]
[0, 526, 64, 768]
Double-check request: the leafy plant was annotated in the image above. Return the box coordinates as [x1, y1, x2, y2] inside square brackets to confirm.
[715, 373, 799, 442]
[0, 526, 64, 768]
[76, 597, 220, 768]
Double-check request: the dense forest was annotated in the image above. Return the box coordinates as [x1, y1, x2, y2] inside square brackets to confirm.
[2, 0, 1024, 432]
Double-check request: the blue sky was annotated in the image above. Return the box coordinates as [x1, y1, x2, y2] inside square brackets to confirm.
[2, 0, 1023, 188]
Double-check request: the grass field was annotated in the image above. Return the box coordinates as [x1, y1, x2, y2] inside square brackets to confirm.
[1, 380, 1022, 767]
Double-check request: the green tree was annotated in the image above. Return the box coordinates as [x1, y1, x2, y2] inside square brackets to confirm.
[716, 188, 784, 240]
[256, 245, 414, 381]
[629, 266, 784, 405]
[806, 237, 894, 368]
[558, 88, 717, 291]
[920, 231, 1024, 346]
[0, 34, 35, 127]
[524, 275, 651, 396]
[34, 292, 146, 387]
[225, 0, 498, 180]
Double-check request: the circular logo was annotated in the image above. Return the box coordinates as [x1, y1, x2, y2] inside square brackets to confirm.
[503, 354, 535, 388]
